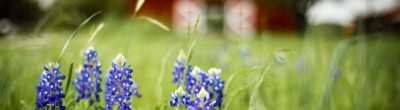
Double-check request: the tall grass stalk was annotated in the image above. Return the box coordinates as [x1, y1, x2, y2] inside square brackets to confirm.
[64, 63, 74, 95]
[224, 86, 247, 110]
[57, 11, 101, 63]
[87, 23, 105, 45]
[320, 38, 357, 110]
[185, 14, 200, 65]
[138, 17, 170, 32]
[156, 48, 175, 102]
[133, 0, 145, 17]
[249, 66, 270, 110]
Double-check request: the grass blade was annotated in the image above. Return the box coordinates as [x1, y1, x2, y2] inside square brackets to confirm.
[249, 66, 270, 110]
[186, 15, 200, 48]
[64, 63, 74, 95]
[57, 11, 101, 63]
[223, 72, 237, 93]
[186, 23, 191, 47]
[138, 16, 170, 31]
[320, 39, 352, 110]
[186, 40, 196, 64]
[224, 86, 247, 110]
[192, 14, 200, 34]
[135, 0, 145, 14]
[224, 66, 261, 93]
[157, 48, 176, 102]
[87, 23, 105, 44]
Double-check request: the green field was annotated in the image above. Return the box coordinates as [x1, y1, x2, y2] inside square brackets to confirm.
[0, 19, 399, 110]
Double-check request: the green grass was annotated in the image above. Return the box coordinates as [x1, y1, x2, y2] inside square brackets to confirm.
[0, 20, 399, 110]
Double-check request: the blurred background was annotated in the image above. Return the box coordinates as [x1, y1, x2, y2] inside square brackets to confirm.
[1, 0, 399, 37]
[0, 0, 400, 109]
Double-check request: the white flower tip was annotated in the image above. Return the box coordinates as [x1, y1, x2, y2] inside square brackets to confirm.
[115, 53, 125, 61]
[75, 64, 83, 74]
[116, 53, 124, 59]
[46, 62, 58, 69]
[191, 66, 201, 76]
[198, 87, 209, 100]
[177, 50, 187, 62]
[87, 46, 95, 51]
[208, 68, 221, 76]
[175, 86, 185, 96]
[113, 53, 126, 66]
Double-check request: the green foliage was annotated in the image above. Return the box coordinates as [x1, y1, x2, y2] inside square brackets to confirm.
[0, 19, 399, 110]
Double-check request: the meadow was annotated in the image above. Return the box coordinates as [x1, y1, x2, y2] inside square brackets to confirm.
[0, 18, 399, 110]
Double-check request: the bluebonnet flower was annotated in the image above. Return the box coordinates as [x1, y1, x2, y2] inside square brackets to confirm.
[169, 52, 225, 110]
[186, 68, 224, 109]
[190, 87, 214, 110]
[172, 50, 187, 86]
[36, 62, 66, 110]
[73, 47, 102, 105]
[169, 86, 185, 107]
[105, 53, 141, 110]
[207, 68, 224, 108]
[186, 66, 203, 95]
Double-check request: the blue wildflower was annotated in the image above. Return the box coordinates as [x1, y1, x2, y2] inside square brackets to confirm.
[169, 58, 225, 110]
[36, 62, 66, 110]
[172, 50, 187, 86]
[186, 87, 213, 110]
[169, 86, 185, 107]
[186, 66, 203, 95]
[105, 53, 141, 110]
[169, 50, 225, 109]
[207, 68, 224, 108]
[185, 68, 224, 109]
[73, 47, 102, 105]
